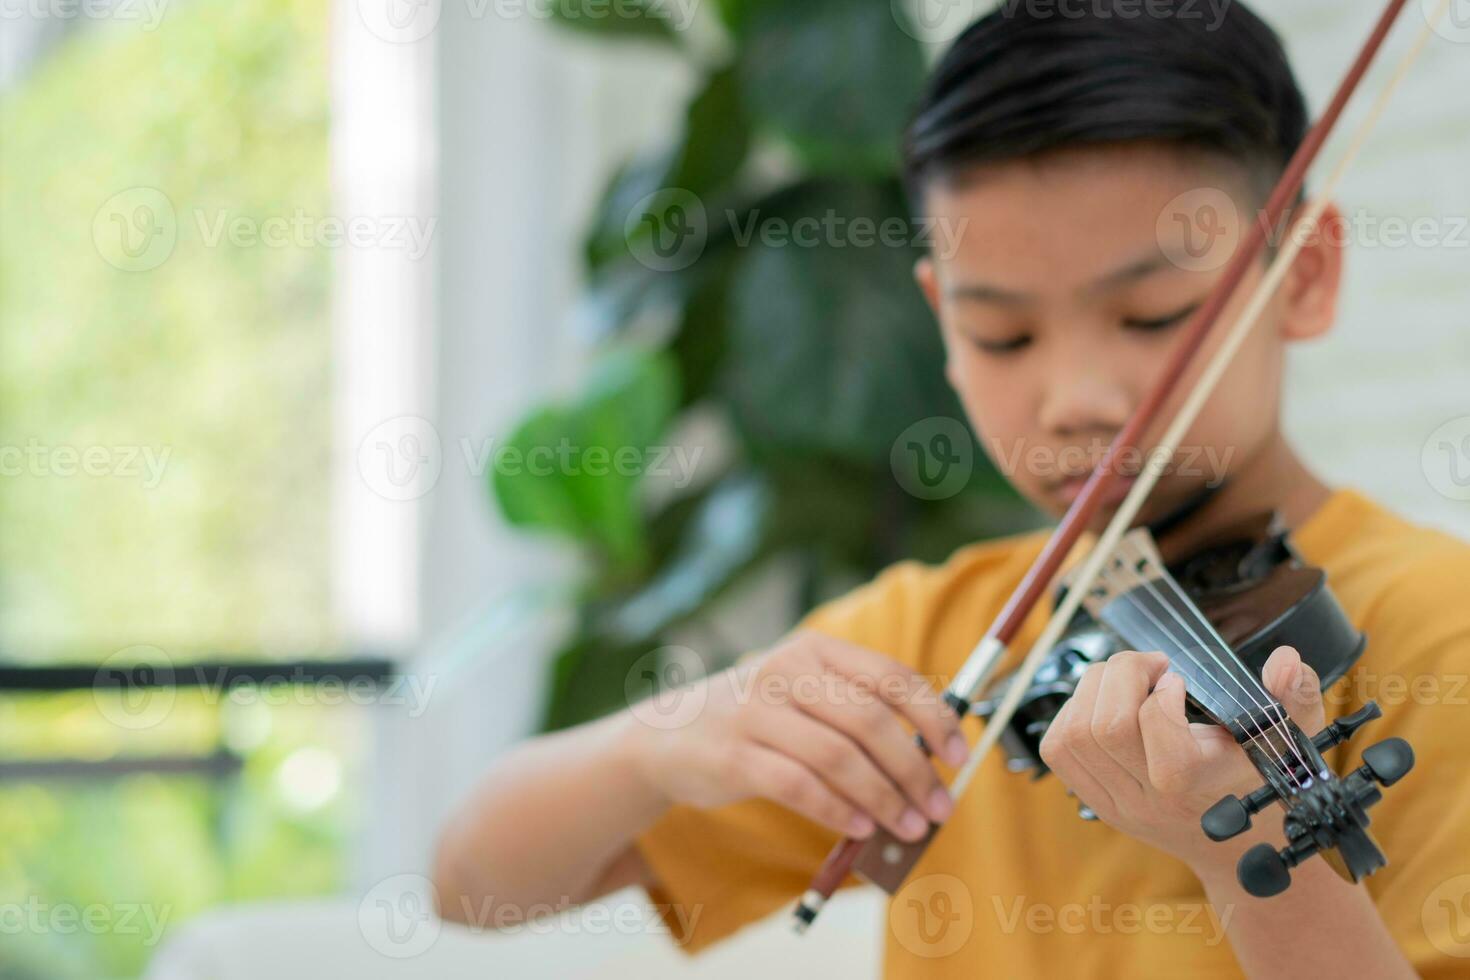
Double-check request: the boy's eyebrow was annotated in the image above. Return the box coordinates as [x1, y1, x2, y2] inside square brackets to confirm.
[945, 250, 1174, 305]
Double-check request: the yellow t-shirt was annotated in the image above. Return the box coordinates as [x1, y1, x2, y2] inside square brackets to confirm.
[635, 488, 1470, 978]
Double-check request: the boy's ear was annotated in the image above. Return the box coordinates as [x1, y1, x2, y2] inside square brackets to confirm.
[1279, 199, 1345, 343]
[914, 256, 941, 315]
[914, 256, 961, 388]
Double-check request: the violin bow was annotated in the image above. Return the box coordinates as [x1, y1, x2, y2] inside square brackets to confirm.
[794, 0, 1449, 931]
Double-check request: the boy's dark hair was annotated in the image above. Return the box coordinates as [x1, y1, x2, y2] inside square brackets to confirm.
[902, 1, 1308, 208]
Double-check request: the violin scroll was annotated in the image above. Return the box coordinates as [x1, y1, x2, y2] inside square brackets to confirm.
[1201, 700, 1416, 897]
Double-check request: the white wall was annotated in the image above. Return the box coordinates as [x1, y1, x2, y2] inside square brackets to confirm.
[1273, 1, 1470, 539]
[333, 3, 695, 885]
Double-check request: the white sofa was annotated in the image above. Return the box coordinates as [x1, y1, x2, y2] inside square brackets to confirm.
[144, 885, 882, 980]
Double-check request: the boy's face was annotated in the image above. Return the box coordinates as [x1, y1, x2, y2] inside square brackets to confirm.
[915, 142, 1341, 530]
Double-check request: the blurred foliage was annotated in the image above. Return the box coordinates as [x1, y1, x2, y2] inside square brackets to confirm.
[0, 0, 334, 661]
[500, 1, 1039, 730]
[0, 0, 345, 977]
[0, 691, 362, 979]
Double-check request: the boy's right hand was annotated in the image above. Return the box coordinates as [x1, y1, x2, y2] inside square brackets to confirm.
[624, 630, 970, 842]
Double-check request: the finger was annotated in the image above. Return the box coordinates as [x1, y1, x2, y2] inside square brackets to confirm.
[804, 632, 968, 766]
[1039, 697, 1120, 816]
[749, 704, 936, 841]
[1089, 650, 1171, 785]
[792, 675, 954, 829]
[1052, 661, 1141, 793]
[1138, 670, 1207, 794]
[1261, 645, 1326, 735]
[737, 743, 876, 840]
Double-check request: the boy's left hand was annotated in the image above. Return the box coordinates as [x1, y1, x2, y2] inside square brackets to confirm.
[1037, 645, 1326, 871]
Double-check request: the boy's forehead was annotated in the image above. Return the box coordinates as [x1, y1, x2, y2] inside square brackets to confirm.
[924, 143, 1252, 291]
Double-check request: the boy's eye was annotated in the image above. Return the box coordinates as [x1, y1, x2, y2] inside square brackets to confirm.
[1123, 303, 1200, 333]
[967, 333, 1033, 355]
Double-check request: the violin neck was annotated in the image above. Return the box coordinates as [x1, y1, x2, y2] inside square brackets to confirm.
[1083, 529, 1293, 745]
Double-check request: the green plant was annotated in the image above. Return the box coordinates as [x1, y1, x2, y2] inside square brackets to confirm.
[495, 0, 1040, 730]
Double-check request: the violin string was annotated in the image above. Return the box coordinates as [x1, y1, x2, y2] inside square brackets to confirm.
[1116, 544, 1312, 786]
[1115, 541, 1314, 781]
[1099, 551, 1306, 791]
[1152, 570, 1325, 780]
[1122, 580, 1309, 789]
[1101, 538, 1305, 784]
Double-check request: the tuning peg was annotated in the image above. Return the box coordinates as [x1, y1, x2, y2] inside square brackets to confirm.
[1201, 781, 1280, 842]
[1312, 701, 1382, 752]
[1360, 737, 1414, 786]
[1238, 834, 1325, 898]
[1239, 843, 1294, 897]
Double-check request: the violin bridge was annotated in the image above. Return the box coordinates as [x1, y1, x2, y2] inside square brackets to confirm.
[1083, 528, 1169, 616]
[850, 823, 939, 894]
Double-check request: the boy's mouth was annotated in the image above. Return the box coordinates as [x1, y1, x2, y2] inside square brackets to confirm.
[1052, 472, 1138, 508]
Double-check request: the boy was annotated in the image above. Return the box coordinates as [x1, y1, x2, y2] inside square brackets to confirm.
[432, 4, 1470, 976]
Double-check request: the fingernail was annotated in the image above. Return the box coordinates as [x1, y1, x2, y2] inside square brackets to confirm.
[899, 808, 928, 840]
[927, 787, 954, 823]
[848, 813, 875, 838]
[944, 733, 969, 766]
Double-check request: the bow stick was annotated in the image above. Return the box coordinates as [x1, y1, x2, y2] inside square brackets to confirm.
[794, 0, 1445, 930]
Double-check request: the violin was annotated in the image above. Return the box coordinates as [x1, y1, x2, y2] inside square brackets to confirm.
[976, 511, 1366, 781]
[969, 514, 1415, 897]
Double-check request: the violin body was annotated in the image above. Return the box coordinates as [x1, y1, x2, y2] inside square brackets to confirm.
[971, 514, 1413, 897]
[973, 513, 1366, 780]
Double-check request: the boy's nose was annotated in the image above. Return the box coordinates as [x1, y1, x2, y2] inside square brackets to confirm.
[1037, 368, 1133, 438]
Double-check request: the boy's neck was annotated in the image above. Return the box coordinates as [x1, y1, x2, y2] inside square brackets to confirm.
[1154, 431, 1333, 557]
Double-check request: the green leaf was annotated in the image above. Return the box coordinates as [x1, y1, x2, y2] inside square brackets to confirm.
[582, 68, 751, 276]
[491, 349, 679, 570]
[607, 473, 770, 642]
[673, 67, 751, 195]
[720, 179, 959, 463]
[584, 152, 678, 273]
[737, 0, 925, 176]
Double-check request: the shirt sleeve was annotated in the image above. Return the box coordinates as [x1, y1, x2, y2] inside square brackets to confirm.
[1336, 550, 1470, 977]
[635, 559, 927, 954]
